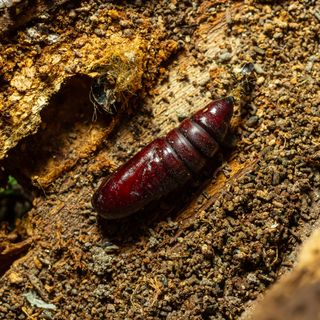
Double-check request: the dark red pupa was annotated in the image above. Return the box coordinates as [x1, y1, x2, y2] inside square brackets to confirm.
[92, 97, 234, 219]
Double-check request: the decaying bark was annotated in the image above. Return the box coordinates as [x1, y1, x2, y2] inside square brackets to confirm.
[0, 0, 71, 35]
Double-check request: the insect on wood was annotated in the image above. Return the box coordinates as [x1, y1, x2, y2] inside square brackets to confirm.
[90, 74, 118, 117]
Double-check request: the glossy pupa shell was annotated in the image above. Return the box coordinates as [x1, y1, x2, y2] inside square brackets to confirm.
[92, 97, 234, 219]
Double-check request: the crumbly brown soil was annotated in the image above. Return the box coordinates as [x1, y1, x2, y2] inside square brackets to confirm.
[0, 1, 319, 319]
[246, 227, 320, 320]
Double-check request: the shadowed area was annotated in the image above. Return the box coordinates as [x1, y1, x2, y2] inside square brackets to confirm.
[5, 75, 113, 189]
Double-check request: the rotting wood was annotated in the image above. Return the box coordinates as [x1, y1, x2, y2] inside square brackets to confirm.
[0, 1, 319, 319]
